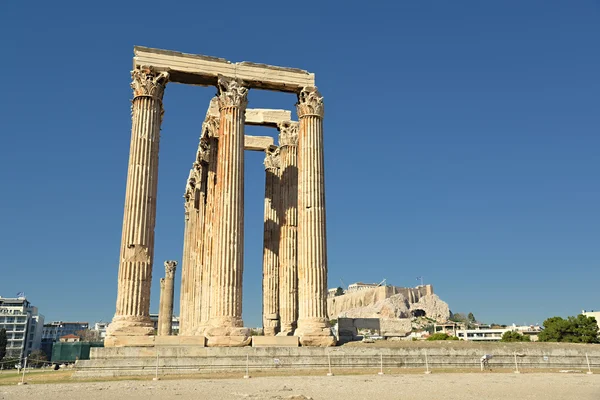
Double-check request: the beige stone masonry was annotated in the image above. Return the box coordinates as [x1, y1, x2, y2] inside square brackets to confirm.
[277, 121, 299, 336]
[134, 46, 315, 92]
[205, 77, 249, 345]
[157, 261, 177, 336]
[262, 148, 281, 336]
[294, 87, 335, 346]
[106, 67, 169, 342]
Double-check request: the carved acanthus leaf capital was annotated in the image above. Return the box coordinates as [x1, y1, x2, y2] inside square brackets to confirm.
[278, 121, 299, 147]
[184, 169, 196, 200]
[164, 260, 177, 278]
[131, 66, 169, 101]
[202, 115, 220, 139]
[264, 148, 280, 171]
[217, 76, 248, 109]
[296, 86, 324, 118]
[196, 140, 210, 164]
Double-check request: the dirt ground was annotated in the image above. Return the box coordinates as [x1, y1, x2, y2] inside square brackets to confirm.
[1, 372, 599, 400]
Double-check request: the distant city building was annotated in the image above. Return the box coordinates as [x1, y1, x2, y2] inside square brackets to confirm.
[149, 314, 179, 333]
[0, 296, 44, 360]
[42, 321, 89, 341]
[41, 321, 89, 358]
[582, 310, 600, 331]
[59, 334, 81, 343]
[456, 324, 542, 342]
[92, 322, 109, 339]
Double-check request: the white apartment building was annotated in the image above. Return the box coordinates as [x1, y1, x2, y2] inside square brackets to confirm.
[0, 296, 44, 360]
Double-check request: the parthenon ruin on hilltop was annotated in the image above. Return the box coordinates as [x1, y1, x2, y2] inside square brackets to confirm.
[104, 46, 335, 348]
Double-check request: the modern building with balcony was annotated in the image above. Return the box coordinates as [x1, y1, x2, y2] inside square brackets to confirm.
[0, 296, 44, 360]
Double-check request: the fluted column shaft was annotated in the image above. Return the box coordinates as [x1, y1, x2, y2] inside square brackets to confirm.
[158, 261, 177, 336]
[179, 179, 195, 335]
[208, 77, 248, 328]
[278, 122, 299, 335]
[192, 158, 208, 329]
[295, 87, 333, 344]
[107, 67, 169, 341]
[199, 134, 219, 329]
[262, 150, 281, 336]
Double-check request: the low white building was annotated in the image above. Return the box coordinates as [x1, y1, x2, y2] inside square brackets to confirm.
[92, 322, 109, 338]
[456, 324, 542, 342]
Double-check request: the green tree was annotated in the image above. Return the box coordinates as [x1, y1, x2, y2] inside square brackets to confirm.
[538, 315, 599, 344]
[28, 350, 48, 367]
[0, 328, 6, 362]
[500, 331, 530, 342]
[427, 333, 459, 341]
[449, 313, 467, 323]
[467, 312, 476, 323]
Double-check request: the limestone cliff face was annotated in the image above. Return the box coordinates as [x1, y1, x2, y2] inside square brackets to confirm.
[327, 285, 450, 323]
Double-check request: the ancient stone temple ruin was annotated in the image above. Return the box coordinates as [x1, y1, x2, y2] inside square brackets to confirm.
[105, 47, 335, 347]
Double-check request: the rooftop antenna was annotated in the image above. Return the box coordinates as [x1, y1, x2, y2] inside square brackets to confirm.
[377, 278, 387, 287]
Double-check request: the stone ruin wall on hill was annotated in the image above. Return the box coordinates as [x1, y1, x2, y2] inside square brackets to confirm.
[327, 285, 434, 320]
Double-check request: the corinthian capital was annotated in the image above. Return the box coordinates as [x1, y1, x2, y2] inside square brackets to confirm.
[296, 86, 324, 118]
[164, 260, 177, 278]
[131, 66, 169, 100]
[277, 121, 299, 147]
[202, 115, 220, 139]
[264, 148, 280, 171]
[217, 76, 248, 109]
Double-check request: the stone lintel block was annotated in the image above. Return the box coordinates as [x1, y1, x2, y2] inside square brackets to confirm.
[155, 336, 206, 346]
[252, 336, 299, 347]
[245, 109, 292, 127]
[104, 335, 156, 348]
[206, 336, 252, 347]
[298, 336, 337, 347]
[134, 47, 315, 92]
[244, 136, 275, 151]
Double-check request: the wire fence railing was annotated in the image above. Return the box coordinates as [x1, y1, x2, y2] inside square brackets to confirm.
[74, 351, 600, 377]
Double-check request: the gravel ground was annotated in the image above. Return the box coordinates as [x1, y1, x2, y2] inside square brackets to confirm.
[1, 373, 599, 400]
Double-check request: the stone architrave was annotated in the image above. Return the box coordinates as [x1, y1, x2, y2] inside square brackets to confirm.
[277, 121, 299, 336]
[158, 261, 177, 336]
[105, 67, 169, 345]
[262, 148, 281, 336]
[205, 77, 251, 346]
[294, 87, 335, 346]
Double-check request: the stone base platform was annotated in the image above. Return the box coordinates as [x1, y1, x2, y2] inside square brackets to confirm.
[105, 335, 206, 347]
[252, 336, 299, 347]
[73, 342, 600, 378]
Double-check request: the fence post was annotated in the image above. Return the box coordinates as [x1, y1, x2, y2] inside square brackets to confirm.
[243, 354, 250, 379]
[586, 353, 593, 375]
[424, 350, 431, 374]
[18, 356, 27, 385]
[153, 352, 160, 381]
[378, 353, 384, 375]
[513, 352, 520, 374]
[327, 352, 333, 376]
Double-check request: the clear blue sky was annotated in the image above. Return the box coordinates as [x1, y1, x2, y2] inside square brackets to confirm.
[1, 1, 598, 327]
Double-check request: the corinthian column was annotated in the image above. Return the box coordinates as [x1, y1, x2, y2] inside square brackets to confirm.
[106, 67, 169, 345]
[277, 121, 299, 336]
[198, 122, 219, 332]
[262, 148, 281, 336]
[206, 77, 250, 345]
[295, 87, 335, 346]
[158, 261, 177, 336]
